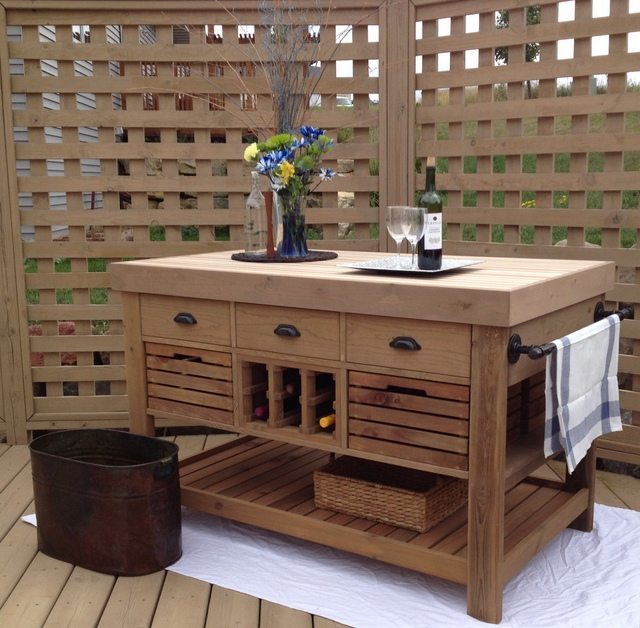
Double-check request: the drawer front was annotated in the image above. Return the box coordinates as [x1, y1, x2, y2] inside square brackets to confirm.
[146, 342, 234, 427]
[348, 371, 470, 472]
[140, 295, 231, 346]
[346, 314, 471, 378]
[236, 304, 340, 361]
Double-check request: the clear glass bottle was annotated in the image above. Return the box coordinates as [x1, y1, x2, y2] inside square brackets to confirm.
[417, 159, 443, 270]
[244, 171, 268, 256]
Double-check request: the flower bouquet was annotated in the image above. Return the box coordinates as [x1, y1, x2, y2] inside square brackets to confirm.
[244, 125, 335, 258]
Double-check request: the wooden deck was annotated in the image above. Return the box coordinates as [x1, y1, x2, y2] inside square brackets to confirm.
[1, 433, 638, 628]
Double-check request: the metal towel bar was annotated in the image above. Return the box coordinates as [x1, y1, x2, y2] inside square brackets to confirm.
[507, 302, 634, 364]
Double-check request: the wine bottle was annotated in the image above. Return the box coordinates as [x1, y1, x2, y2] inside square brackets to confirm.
[417, 159, 443, 270]
[318, 413, 336, 429]
[253, 404, 269, 419]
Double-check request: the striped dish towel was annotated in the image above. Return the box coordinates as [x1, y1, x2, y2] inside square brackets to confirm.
[544, 314, 623, 474]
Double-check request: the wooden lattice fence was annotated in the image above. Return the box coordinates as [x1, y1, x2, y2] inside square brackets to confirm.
[0, 0, 639, 462]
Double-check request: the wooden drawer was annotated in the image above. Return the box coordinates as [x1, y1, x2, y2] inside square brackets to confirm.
[145, 342, 234, 427]
[236, 304, 340, 361]
[348, 371, 470, 472]
[140, 294, 231, 346]
[345, 314, 471, 379]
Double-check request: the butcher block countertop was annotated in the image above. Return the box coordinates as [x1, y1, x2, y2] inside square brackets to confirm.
[110, 251, 614, 328]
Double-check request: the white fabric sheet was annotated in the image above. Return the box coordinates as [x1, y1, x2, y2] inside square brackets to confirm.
[23, 504, 640, 627]
[172, 504, 639, 627]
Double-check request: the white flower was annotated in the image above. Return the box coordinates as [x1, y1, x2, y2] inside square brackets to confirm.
[319, 168, 335, 181]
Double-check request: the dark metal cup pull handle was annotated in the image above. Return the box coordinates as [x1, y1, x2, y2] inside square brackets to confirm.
[274, 323, 301, 337]
[173, 312, 197, 325]
[389, 336, 422, 351]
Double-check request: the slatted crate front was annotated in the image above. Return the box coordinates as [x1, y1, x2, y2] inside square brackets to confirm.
[507, 371, 546, 445]
[145, 342, 233, 427]
[347, 371, 470, 472]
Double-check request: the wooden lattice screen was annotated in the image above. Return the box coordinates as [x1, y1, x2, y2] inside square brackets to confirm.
[0, 0, 383, 442]
[413, 0, 640, 463]
[1, 0, 639, 463]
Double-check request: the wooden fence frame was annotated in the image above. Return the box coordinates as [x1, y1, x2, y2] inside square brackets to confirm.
[0, 0, 638, 463]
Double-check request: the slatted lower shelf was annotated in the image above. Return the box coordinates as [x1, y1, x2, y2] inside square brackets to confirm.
[179, 436, 589, 587]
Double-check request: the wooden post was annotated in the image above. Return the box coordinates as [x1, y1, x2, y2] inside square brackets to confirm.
[379, 0, 415, 251]
[566, 445, 596, 531]
[122, 293, 154, 436]
[0, 6, 32, 444]
[467, 325, 509, 623]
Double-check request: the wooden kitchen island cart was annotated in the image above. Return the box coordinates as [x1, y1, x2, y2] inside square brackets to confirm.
[110, 251, 615, 624]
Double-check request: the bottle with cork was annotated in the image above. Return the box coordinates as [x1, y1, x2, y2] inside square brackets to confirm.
[417, 157, 443, 270]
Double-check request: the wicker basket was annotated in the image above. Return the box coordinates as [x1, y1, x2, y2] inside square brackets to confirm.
[314, 456, 467, 533]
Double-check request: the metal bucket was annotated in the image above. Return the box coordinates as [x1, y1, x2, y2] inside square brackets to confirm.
[29, 428, 182, 576]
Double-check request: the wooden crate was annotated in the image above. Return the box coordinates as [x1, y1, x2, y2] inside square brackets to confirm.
[347, 371, 470, 471]
[145, 342, 234, 426]
[507, 371, 546, 444]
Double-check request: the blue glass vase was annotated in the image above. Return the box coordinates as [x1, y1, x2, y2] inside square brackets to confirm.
[273, 191, 308, 258]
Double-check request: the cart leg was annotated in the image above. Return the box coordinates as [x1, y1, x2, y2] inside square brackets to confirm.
[123, 293, 155, 436]
[567, 445, 596, 532]
[466, 326, 509, 623]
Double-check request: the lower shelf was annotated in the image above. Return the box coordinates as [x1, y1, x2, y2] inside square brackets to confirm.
[179, 436, 590, 587]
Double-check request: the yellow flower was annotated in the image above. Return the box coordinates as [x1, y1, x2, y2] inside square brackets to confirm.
[278, 160, 295, 185]
[243, 143, 259, 162]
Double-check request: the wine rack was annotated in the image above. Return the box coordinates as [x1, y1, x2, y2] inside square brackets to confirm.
[239, 358, 337, 440]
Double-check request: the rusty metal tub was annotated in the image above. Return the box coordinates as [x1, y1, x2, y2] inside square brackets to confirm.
[29, 428, 182, 576]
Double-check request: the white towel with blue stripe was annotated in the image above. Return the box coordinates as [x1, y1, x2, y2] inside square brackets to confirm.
[544, 314, 623, 474]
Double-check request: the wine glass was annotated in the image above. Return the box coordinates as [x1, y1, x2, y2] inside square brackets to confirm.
[401, 207, 425, 270]
[386, 206, 407, 268]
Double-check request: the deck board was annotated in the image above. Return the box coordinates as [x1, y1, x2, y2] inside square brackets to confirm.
[205, 586, 259, 628]
[0, 552, 73, 626]
[0, 464, 35, 539]
[0, 436, 638, 628]
[0, 446, 30, 491]
[0, 503, 37, 607]
[97, 572, 165, 628]
[597, 471, 640, 510]
[259, 600, 313, 628]
[151, 571, 211, 627]
[44, 567, 115, 627]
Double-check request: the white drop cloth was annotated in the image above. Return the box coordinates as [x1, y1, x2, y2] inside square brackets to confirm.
[23, 504, 640, 627]
[170, 504, 639, 627]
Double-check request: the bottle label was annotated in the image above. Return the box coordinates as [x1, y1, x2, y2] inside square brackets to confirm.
[424, 213, 442, 249]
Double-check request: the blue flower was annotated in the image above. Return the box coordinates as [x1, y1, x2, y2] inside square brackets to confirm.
[299, 125, 323, 140]
[255, 154, 275, 174]
[319, 168, 335, 181]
